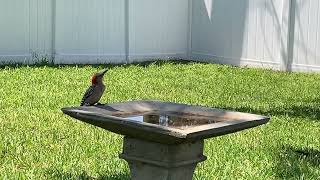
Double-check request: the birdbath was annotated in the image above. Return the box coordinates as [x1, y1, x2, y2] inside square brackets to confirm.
[61, 100, 269, 180]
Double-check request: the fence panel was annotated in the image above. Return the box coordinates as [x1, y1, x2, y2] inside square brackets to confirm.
[0, 0, 52, 63]
[128, 0, 189, 61]
[191, 0, 288, 70]
[54, 0, 126, 64]
[1, 0, 320, 72]
[291, 0, 320, 71]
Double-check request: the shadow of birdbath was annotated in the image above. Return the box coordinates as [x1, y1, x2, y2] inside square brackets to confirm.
[62, 100, 269, 180]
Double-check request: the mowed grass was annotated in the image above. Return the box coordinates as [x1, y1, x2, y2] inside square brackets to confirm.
[0, 61, 319, 179]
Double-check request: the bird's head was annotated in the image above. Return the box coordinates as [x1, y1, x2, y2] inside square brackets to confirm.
[91, 69, 108, 85]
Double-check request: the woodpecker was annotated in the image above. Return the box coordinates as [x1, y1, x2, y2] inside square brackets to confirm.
[80, 69, 108, 106]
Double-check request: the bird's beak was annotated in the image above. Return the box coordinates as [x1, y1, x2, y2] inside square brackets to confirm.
[101, 69, 108, 76]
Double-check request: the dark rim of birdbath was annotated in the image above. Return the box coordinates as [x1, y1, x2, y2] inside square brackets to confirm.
[61, 100, 269, 144]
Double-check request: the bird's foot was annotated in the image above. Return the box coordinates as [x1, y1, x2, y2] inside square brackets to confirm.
[96, 102, 104, 106]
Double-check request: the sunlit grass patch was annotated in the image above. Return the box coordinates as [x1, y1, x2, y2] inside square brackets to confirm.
[0, 61, 319, 179]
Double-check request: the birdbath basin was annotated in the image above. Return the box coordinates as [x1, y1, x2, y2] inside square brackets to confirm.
[62, 100, 269, 180]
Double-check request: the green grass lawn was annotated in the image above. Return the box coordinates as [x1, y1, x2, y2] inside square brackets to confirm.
[0, 61, 319, 179]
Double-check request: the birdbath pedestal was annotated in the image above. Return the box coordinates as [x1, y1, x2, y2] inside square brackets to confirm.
[62, 100, 269, 180]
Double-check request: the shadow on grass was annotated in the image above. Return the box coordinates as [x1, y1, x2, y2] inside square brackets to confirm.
[47, 170, 130, 180]
[293, 147, 320, 167]
[0, 59, 202, 69]
[223, 100, 320, 121]
[276, 146, 320, 179]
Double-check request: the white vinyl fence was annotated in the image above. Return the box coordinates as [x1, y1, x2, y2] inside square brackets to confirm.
[0, 0, 319, 72]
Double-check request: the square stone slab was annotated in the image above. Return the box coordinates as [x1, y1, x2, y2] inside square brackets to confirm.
[62, 100, 269, 144]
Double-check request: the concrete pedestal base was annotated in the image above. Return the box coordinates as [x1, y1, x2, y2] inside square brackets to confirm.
[119, 137, 206, 180]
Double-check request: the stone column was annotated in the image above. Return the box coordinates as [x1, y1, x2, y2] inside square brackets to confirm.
[119, 137, 206, 180]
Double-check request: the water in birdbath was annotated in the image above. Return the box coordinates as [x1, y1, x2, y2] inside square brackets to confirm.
[112, 111, 224, 130]
[62, 100, 268, 143]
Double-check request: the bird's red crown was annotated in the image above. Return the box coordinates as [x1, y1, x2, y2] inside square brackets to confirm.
[91, 75, 97, 85]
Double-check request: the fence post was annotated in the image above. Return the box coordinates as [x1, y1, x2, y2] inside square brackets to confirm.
[187, 0, 193, 60]
[125, 0, 129, 63]
[281, 0, 295, 71]
[51, 0, 56, 64]
[286, 0, 296, 72]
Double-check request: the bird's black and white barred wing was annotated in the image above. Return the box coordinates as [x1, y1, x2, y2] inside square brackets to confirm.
[80, 85, 95, 106]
